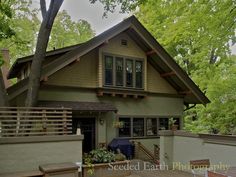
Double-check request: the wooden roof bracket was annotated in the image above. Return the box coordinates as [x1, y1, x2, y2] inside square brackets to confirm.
[146, 49, 156, 56]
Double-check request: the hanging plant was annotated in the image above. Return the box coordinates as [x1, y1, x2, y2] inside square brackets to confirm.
[113, 121, 124, 128]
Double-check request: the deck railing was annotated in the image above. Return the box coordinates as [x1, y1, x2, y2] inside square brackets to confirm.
[0, 107, 72, 137]
[132, 141, 160, 164]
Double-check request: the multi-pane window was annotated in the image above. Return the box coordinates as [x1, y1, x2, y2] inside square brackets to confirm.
[146, 118, 157, 136]
[104, 55, 143, 89]
[159, 118, 169, 130]
[119, 118, 131, 137]
[118, 117, 181, 137]
[135, 61, 143, 88]
[126, 59, 133, 87]
[105, 56, 113, 85]
[133, 118, 144, 137]
[116, 57, 123, 86]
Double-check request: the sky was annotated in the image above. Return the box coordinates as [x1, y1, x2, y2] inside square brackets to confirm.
[34, 0, 236, 54]
[41, 0, 129, 34]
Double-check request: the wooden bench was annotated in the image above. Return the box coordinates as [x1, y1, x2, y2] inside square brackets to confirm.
[190, 159, 210, 169]
[207, 171, 227, 177]
[190, 159, 210, 177]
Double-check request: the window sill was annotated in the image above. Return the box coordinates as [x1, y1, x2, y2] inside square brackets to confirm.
[97, 87, 147, 98]
[116, 136, 160, 140]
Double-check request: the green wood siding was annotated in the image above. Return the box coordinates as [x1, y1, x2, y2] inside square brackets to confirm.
[147, 62, 177, 94]
[45, 49, 98, 88]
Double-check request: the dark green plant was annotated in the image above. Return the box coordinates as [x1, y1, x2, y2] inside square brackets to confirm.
[83, 148, 116, 176]
[88, 148, 116, 164]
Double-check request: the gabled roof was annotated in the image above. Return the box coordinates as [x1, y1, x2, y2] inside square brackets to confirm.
[7, 15, 210, 105]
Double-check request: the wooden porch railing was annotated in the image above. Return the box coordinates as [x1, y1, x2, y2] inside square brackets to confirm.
[0, 107, 72, 137]
[132, 141, 160, 164]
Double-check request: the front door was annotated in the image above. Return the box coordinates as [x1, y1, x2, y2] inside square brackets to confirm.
[72, 118, 96, 153]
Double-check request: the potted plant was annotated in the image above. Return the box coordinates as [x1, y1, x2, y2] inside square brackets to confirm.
[169, 118, 178, 131]
[83, 148, 130, 177]
[112, 121, 124, 128]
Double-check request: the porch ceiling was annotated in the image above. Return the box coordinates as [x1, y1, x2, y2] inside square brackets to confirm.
[38, 101, 117, 112]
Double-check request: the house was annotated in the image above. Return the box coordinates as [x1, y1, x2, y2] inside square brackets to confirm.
[6, 15, 210, 153]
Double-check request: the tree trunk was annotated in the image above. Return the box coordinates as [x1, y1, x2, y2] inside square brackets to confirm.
[25, 0, 63, 107]
[0, 69, 9, 106]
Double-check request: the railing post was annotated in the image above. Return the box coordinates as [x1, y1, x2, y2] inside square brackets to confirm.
[154, 144, 160, 162]
[136, 142, 140, 159]
[16, 110, 20, 135]
[42, 109, 47, 135]
[63, 109, 67, 135]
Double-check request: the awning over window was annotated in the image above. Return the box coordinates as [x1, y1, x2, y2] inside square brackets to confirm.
[38, 101, 117, 112]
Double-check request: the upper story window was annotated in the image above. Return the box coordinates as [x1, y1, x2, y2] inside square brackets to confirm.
[104, 56, 113, 85]
[103, 54, 144, 89]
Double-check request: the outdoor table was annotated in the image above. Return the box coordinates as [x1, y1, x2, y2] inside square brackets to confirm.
[208, 167, 236, 177]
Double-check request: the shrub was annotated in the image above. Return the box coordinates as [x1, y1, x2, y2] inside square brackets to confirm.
[84, 148, 116, 164]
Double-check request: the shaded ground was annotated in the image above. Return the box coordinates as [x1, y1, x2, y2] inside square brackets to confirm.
[130, 170, 194, 177]
[128, 160, 195, 177]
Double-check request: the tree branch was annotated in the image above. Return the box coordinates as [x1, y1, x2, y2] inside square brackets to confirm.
[46, 0, 64, 29]
[40, 0, 47, 20]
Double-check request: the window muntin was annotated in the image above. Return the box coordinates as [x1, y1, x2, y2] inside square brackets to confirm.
[119, 118, 131, 137]
[105, 56, 113, 85]
[118, 117, 181, 137]
[159, 118, 169, 130]
[126, 59, 133, 87]
[146, 118, 157, 136]
[133, 118, 144, 137]
[116, 57, 123, 86]
[135, 61, 143, 88]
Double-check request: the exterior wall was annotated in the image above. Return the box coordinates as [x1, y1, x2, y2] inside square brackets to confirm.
[147, 62, 177, 94]
[0, 135, 83, 174]
[98, 32, 147, 90]
[43, 32, 177, 94]
[46, 49, 98, 88]
[39, 88, 184, 145]
[39, 88, 184, 116]
[159, 131, 236, 170]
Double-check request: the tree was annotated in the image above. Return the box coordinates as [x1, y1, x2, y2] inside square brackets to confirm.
[137, 0, 236, 134]
[0, 0, 16, 106]
[0, 0, 15, 40]
[25, 0, 64, 107]
[184, 55, 236, 134]
[0, 0, 146, 107]
[48, 10, 95, 50]
[25, 0, 147, 107]
[90, 0, 146, 16]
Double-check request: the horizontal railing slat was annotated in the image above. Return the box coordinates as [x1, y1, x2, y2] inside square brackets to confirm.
[0, 115, 72, 118]
[0, 107, 72, 110]
[0, 123, 72, 127]
[1, 120, 72, 122]
[0, 131, 73, 136]
[0, 127, 72, 131]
